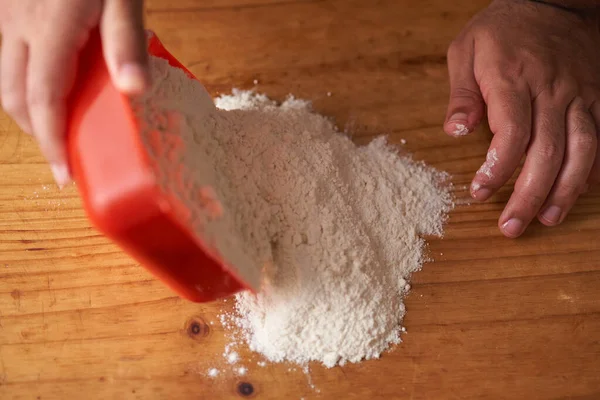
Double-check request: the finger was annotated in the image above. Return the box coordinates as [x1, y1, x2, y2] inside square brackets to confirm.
[145, 29, 156, 43]
[499, 91, 568, 238]
[588, 100, 600, 185]
[538, 97, 597, 226]
[0, 36, 32, 134]
[470, 84, 532, 201]
[100, 0, 149, 94]
[27, 32, 82, 187]
[444, 39, 486, 137]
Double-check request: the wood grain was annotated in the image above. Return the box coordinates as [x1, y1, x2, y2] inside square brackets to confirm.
[1, 0, 600, 399]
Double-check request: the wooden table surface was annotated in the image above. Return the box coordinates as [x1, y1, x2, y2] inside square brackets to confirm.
[1, 1, 600, 399]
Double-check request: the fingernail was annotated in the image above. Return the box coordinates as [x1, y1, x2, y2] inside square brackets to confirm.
[471, 186, 493, 201]
[448, 112, 468, 123]
[50, 163, 71, 189]
[447, 113, 470, 136]
[540, 205, 562, 225]
[501, 218, 524, 238]
[117, 63, 149, 94]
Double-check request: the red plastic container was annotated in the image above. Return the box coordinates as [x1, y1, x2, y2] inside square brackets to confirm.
[67, 30, 251, 302]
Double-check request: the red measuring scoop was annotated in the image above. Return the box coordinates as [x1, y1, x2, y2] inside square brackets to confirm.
[67, 30, 252, 302]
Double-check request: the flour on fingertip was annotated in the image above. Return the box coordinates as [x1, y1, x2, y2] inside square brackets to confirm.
[477, 148, 498, 179]
[452, 123, 470, 136]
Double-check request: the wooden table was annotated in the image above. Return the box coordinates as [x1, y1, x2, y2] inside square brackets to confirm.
[1, 1, 599, 399]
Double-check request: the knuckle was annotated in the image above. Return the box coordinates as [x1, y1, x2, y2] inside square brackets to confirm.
[509, 62, 526, 79]
[451, 87, 481, 102]
[473, 26, 496, 45]
[517, 47, 539, 65]
[500, 59, 527, 80]
[568, 104, 597, 150]
[494, 89, 519, 104]
[533, 77, 578, 105]
[580, 91, 599, 110]
[531, 80, 556, 99]
[480, 69, 516, 90]
[536, 139, 563, 164]
[479, 75, 525, 104]
[493, 123, 529, 144]
[570, 126, 597, 151]
[500, 124, 521, 139]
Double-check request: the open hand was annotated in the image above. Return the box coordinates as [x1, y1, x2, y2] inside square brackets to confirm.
[444, 0, 600, 238]
[0, 0, 148, 187]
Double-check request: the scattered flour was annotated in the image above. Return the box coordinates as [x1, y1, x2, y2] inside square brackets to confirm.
[207, 368, 219, 378]
[132, 55, 453, 368]
[227, 351, 239, 364]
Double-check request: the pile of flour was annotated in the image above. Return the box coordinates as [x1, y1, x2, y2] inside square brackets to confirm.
[131, 55, 453, 368]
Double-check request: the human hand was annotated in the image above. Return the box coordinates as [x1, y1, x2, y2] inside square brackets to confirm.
[0, 0, 148, 187]
[444, 0, 600, 238]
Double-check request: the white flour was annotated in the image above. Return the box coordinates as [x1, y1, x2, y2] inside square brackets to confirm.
[477, 148, 498, 179]
[452, 123, 470, 136]
[131, 55, 453, 368]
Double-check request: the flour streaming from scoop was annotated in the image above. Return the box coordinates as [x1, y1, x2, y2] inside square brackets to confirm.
[132, 55, 453, 368]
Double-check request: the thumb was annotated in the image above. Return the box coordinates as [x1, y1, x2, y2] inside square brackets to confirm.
[100, 0, 149, 94]
[444, 38, 485, 137]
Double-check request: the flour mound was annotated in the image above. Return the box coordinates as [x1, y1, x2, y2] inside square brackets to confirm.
[133, 55, 453, 368]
